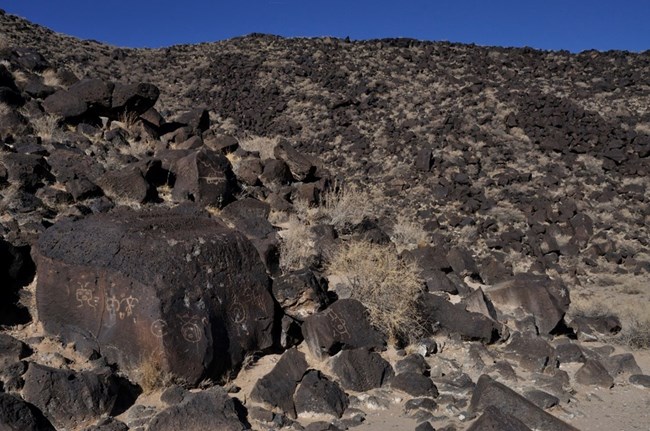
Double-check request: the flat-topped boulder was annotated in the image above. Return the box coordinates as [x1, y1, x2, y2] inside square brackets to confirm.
[32, 206, 276, 384]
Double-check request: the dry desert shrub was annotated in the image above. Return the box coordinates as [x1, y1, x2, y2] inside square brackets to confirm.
[237, 134, 279, 160]
[29, 113, 60, 141]
[135, 354, 180, 394]
[317, 185, 377, 229]
[615, 304, 650, 350]
[327, 240, 425, 344]
[390, 215, 430, 252]
[278, 214, 317, 272]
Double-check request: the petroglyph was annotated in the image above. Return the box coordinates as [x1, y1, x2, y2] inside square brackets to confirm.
[178, 314, 207, 343]
[150, 319, 168, 338]
[105, 295, 139, 320]
[325, 309, 350, 337]
[75, 283, 100, 309]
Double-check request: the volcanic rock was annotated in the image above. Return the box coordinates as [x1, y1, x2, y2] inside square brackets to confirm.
[330, 348, 393, 392]
[302, 298, 385, 359]
[32, 207, 276, 383]
[294, 370, 348, 418]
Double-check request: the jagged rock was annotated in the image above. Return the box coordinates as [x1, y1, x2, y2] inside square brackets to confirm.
[97, 165, 154, 203]
[395, 354, 430, 376]
[302, 299, 385, 359]
[523, 390, 559, 410]
[305, 422, 342, 431]
[462, 287, 498, 321]
[174, 108, 210, 133]
[274, 139, 315, 181]
[171, 148, 235, 207]
[390, 372, 439, 397]
[111, 82, 159, 115]
[0, 239, 33, 325]
[503, 333, 557, 372]
[629, 374, 650, 388]
[47, 147, 106, 183]
[294, 370, 348, 418]
[404, 397, 438, 416]
[415, 422, 435, 431]
[33, 207, 276, 383]
[0, 153, 52, 192]
[0, 392, 55, 431]
[484, 273, 570, 334]
[260, 159, 294, 188]
[601, 353, 642, 376]
[65, 176, 103, 201]
[330, 348, 393, 392]
[418, 293, 501, 343]
[272, 268, 329, 321]
[469, 375, 578, 431]
[0, 333, 31, 369]
[220, 198, 279, 272]
[571, 315, 621, 340]
[82, 417, 129, 431]
[466, 405, 532, 431]
[250, 348, 308, 418]
[554, 342, 585, 364]
[22, 363, 118, 431]
[575, 359, 614, 388]
[147, 386, 245, 431]
[446, 246, 478, 277]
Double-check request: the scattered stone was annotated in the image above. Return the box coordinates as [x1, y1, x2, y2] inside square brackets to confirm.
[272, 268, 329, 320]
[0, 392, 55, 431]
[171, 148, 236, 207]
[628, 374, 650, 388]
[484, 273, 570, 334]
[250, 349, 308, 418]
[302, 299, 385, 359]
[22, 363, 118, 431]
[504, 333, 557, 372]
[575, 360, 614, 388]
[469, 375, 578, 431]
[390, 372, 439, 397]
[83, 417, 129, 431]
[466, 405, 532, 431]
[419, 293, 501, 343]
[147, 386, 245, 431]
[601, 353, 642, 376]
[414, 421, 435, 431]
[523, 390, 559, 410]
[294, 370, 348, 418]
[395, 354, 430, 375]
[331, 348, 394, 392]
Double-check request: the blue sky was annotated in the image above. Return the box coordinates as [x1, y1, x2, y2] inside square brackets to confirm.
[3, 0, 649, 52]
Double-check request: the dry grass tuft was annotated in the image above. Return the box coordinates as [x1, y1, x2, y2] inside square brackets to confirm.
[237, 135, 279, 160]
[327, 240, 425, 344]
[317, 186, 377, 229]
[390, 215, 430, 252]
[278, 214, 317, 272]
[616, 306, 650, 350]
[135, 354, 180, 393]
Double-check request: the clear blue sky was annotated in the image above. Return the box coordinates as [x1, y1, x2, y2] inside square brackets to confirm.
[3, 0, 649, 52]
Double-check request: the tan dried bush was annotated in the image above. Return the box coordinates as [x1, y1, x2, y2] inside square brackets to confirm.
[135, 354, 180, 394]
[237, 134, 279, 160]
[327, 240, 425, 344]
[317, 186, 377, 229]
[390, 215, 430, 252]
[278, 214, 317, 272]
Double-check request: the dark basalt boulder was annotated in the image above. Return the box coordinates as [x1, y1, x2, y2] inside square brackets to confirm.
[111, 82, 160, 115]
[82, 417, 129, 431]
[469, 375, 578, 431]
[32, 207, 276, 384]
[330, 348, 394, 392]
[272, 268, 329, 321]
[0, 239, 34, 325]
[484, 273, 570, 334]
[302, 299, 385, 359]
[250, 348, 308, 419]
[0, 333, 31, 368]
[0, 153, 53, 192]
[0, 392, 55, 431]
[294, 370, 348, 419]
[574, 360, 614, 388]
[390, 372, 439, 397]
[418, 293, 501, 343]
[97, 165, 155, 204]
[274, 139, 316, 181]
[147, 386, 246, 431]
[171, 148, 236, 208]
[466, 405, 532, 431]
[22, 363, 118, 431]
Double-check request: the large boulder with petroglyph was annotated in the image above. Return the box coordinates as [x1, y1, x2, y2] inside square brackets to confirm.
[32, 207, 276, 384]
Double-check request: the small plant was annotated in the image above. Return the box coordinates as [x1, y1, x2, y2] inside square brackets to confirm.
[318, 185, 377, 229]
[237, 134, 279, 160]
[278, 214, 317, 272]
[327, 240, 425, 344]
[616, 307, 650, 350]
[135, 354, 180, 393]
[390, 215, 430, 252]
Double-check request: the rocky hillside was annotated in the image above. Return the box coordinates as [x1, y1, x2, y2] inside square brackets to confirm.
[0, 9, 649, 431]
